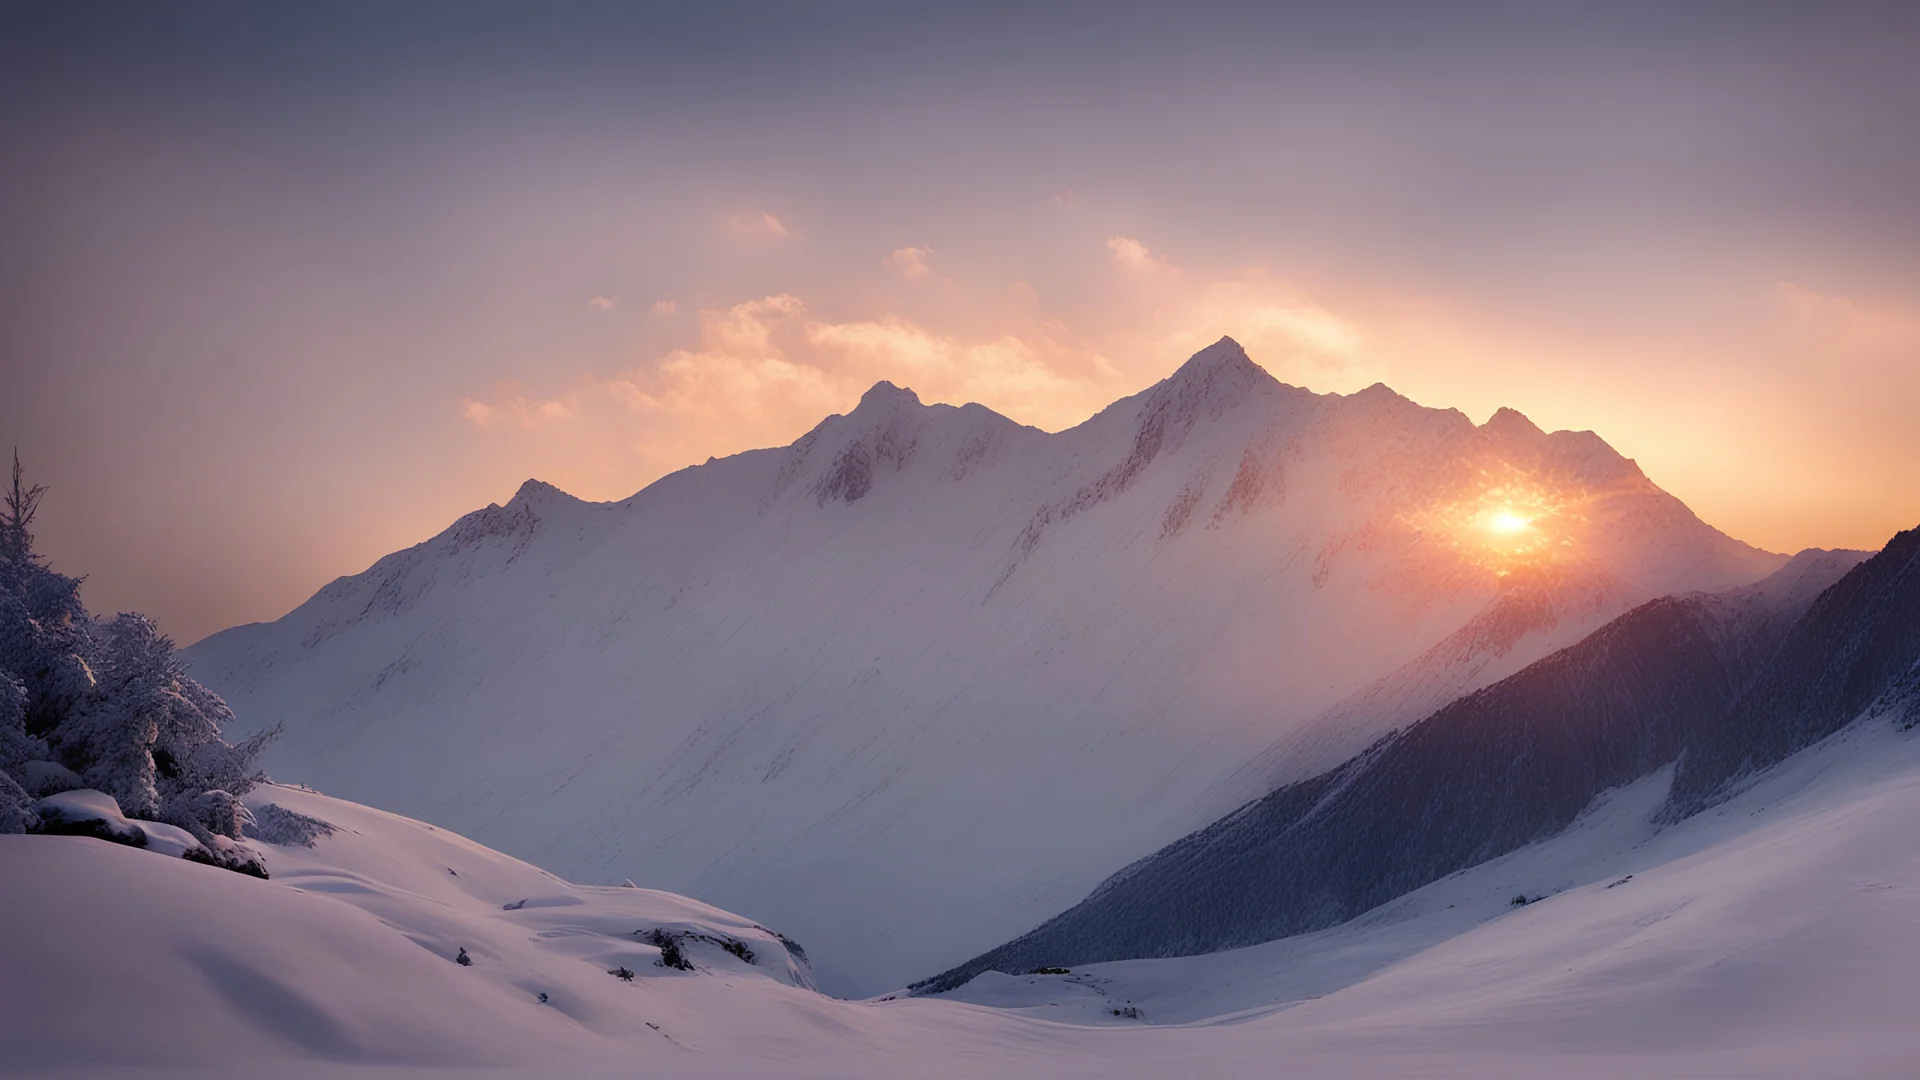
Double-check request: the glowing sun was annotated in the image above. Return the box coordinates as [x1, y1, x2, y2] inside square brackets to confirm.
[1485, 509, 1533, 535]
[1401, 466, 1586, 580]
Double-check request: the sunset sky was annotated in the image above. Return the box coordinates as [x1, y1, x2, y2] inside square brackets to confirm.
[4, 2, 1918, 644]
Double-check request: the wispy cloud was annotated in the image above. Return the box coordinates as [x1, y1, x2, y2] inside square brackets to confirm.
[601, 294, 1119, 442]
[587, 296, 618, 310]
[1776, 281, 1920, 358]
[1106, 236, 1179, 276]
[652, 299, 678, 315]
[459, 393, 581, 429]
[728, 210, 790, 238]
[1179, 275, 1364, 379]
[458, 292, 1126, 488]
[885, 245, 935, 281]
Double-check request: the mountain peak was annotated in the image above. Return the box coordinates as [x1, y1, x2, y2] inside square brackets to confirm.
[1351, 382, 1404, 400]
[509, 478, 559, 503]
[1154, 336, 1275, 405]
[856, 380, 923, 411]
[1482, 406, 1544, 437]
[505, 478, 578, 512]
[1171, 335, 1258, 378]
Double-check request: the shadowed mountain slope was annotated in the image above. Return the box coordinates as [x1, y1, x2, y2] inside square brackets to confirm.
[1672, 527, 1920, 811]
[916, 542, 1896, 993]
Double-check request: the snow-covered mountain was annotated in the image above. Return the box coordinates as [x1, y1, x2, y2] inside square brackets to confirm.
[921, 532, 1910, 989]
[7, 683, 1920, 1078]
[184, 338, 1783, 994]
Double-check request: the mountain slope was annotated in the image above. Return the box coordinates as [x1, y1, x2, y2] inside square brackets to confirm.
[185, 339, 1782, 993]
[933, 702, 1920, 1064]
[0, 782, 814, 1075]
[917, 541, 1891, 990]
[7, 692, 1920, 1079]
[1672, 526, 1920, 811]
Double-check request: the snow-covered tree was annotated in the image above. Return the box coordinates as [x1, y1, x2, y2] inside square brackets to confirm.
[0, 769, 34, 834]
[1, 449, 49, 590]
[0, 673, 38, 833]
[0, 453, 275, 846]
[0, 670, 37, 771]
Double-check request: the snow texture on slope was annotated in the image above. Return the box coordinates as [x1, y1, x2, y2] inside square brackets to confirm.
[183, 339, 1783, 994]
[0, 782, 813, 1075]
[919, 537, 1901, 991]
[5, 693, 1920, 1078]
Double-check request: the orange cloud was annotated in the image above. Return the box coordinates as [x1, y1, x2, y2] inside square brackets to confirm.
[728, 210, 790, 237]
[458, 290, 1134, 495]
[459, 393, 581, 429]
[885, 245, 935, 281]
[601, 294, 1121, 443]
[459, 244, 1398, 501]
[587, 296, 618, 310]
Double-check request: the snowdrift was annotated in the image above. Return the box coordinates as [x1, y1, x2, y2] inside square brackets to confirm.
[0, 782, 815, 1075]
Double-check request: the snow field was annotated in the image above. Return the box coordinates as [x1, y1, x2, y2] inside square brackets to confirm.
[6, 709, 1919, 1078]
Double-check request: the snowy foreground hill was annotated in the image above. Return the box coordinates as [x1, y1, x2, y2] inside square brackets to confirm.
[185, 339, 1782, 993]
[5, 697, 1920, 1079]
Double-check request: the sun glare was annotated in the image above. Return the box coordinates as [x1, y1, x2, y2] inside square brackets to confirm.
[1485, 509, 1532, 535]
[1402, 468, 1583, 580]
